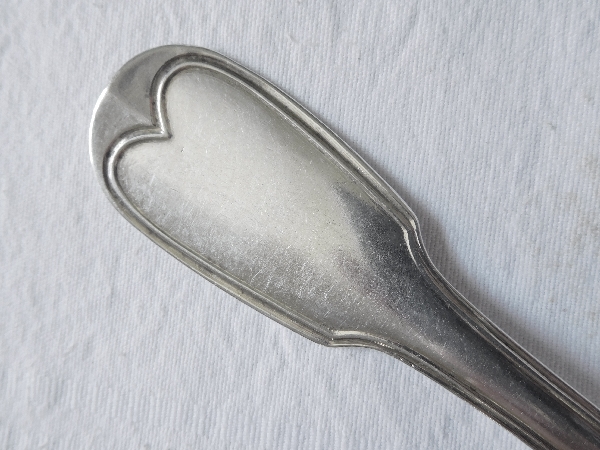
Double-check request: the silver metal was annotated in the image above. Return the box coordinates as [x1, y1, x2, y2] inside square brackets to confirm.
[89, 45, 600, 449]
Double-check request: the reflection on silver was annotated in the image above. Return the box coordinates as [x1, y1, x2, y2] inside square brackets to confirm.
[90, 46, 600, 449]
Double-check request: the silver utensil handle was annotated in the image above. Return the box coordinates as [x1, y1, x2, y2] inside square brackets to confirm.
[91, 45, 600, 450]
[378, 264, 600, 450]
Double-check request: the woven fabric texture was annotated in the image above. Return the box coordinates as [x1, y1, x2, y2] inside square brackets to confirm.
[1, 1, 599, 448]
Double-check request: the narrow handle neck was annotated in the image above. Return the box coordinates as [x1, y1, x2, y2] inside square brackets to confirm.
[377, 271, 600, 449]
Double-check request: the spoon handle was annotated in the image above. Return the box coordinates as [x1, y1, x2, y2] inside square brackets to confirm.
[90, 46, 600, 450]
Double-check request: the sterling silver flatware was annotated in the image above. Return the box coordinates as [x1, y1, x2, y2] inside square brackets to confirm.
[89, 45, 600, 449]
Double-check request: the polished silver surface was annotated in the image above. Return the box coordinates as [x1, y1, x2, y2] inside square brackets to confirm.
[90, 46, 600, 449]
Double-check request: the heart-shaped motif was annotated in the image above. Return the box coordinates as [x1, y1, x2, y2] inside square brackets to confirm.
[92, 48, 432, 347]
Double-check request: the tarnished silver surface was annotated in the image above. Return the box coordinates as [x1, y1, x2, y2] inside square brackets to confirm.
[90, 46, 600, 449]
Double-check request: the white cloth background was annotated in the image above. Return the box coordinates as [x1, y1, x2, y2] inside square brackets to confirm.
[1, 1, 599, 449]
